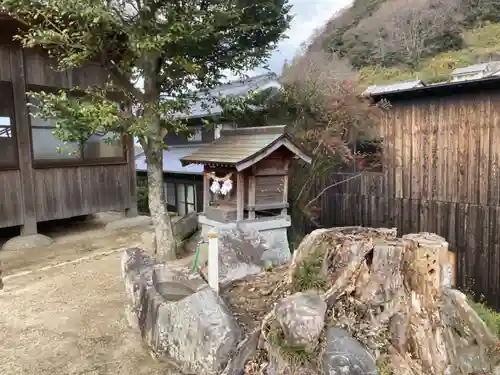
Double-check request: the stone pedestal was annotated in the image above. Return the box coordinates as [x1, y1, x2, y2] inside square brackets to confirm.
[197, 215, 292, 287]
[198, 215, 291, 260]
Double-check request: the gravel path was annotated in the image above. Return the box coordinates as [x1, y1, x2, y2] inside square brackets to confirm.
[0, 250, 173, 375]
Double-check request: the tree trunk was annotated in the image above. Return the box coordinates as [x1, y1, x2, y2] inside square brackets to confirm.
[146, 144, 177, 261]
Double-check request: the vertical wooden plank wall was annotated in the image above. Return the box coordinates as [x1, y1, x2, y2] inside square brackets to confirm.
[0, 40, 137, 231]
[312, 91, 500, 309]
[10, 45, 37, 234]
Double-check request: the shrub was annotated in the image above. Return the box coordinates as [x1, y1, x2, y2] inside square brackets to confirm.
[136, 184, 149, 215]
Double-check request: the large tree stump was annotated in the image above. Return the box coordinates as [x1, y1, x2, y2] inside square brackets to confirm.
[280, 228, 500, 375]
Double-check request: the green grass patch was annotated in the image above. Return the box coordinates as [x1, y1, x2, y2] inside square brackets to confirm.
[267, 328, 317, 367]
[375, 357, 393, 375]
[291, 252, 327, 293]
[470, 300, 500, 338]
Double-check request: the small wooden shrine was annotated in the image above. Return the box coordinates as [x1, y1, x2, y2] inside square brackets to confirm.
[180, 125, 311, 223]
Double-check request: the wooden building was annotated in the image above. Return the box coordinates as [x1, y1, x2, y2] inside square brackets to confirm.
[323, 76, 500, 308]
[181, 125, 311, 223]
[0, 16, 137, 236]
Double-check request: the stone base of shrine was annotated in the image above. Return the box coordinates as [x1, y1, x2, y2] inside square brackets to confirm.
[198, 215, 291, 261]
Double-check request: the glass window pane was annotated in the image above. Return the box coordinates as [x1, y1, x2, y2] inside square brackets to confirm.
[28, 91, 124, 161]
[31, 128, 80, 160]
[176, 183, 186, 215]
[83, 132, 124, 159]
[177, 184, 186, 202]
[0, 83, 17, 166]
[166, 183, 176, 206]
[187, 203, 196, 213]
[0, 124, 16, 165]
[29, 96, 80, 160]
[214, 125, 221, 139]
[186, 185, 195, 205]
[188, 128, 202, 142]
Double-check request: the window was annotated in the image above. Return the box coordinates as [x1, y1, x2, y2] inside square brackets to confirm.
[214, 124, 222, 139]
[164, 182, 176, 208]
[0, 83, 18, 168]
[187, 128, 202, 142]
[176, 183, 196, 215]
[28, 86, 125, 163]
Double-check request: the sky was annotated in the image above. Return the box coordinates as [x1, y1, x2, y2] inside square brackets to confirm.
[256, 0, 353, 75]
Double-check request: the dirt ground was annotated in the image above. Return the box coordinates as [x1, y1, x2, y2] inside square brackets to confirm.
[0, 213, 191, 375]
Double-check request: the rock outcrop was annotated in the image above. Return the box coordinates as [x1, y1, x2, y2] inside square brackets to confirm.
[200, 224, 291, 287]
[121, 247, 241, 375]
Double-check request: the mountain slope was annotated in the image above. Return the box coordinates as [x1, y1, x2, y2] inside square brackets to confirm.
[304, 0, 500, 86]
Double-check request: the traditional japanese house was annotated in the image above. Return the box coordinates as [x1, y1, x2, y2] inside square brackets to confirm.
[0, 15, 137, 238]
[180, 125, 311, 250]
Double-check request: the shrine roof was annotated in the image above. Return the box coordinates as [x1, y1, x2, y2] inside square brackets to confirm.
[180, 125, 311, 171]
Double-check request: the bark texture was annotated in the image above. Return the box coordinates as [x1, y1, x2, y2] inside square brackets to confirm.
[146, 147, 176, 261]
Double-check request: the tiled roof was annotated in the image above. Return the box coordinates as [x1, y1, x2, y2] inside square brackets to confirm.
[362, 80, 425, 96]
[186, 73, 281, 118]
[180, 125, 311, 171]
[135, 146, 204, 175]
[451, 63, 491, 75]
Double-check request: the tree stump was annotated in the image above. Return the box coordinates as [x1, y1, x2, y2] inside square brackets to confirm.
[280, 228, 500, 375]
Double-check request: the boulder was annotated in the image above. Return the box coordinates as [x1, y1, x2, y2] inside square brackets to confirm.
[121, 247, 241, 375]
[105, 215, 152, 231]
[200, 224, 291, 287]
[275, 292, 327, 352]
[1, 233, 54, 251]
[140, 212, 199, 254]
[172, 211, 199, 242]
[322, 327, 378, 375]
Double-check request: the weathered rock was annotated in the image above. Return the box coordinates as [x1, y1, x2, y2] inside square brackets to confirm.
[200, 224, 291, 287]
[322, 327, 378, 375]
[221, 328, 260, 375]
[1, 233, 54, 251]
[122, 247, 241, 375]
[105, 215, 152, 231]
[440, 288, 499, 375]
[140, 212, 199, 254]
[172, 211, 199, 242]
[275, 292, 327, 352]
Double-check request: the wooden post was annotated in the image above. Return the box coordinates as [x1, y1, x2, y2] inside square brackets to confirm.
[125, 135, 138, 217]
[248, 166, 256, 219]
[203, 168, 210, 213]
[207, 231, 219, 294]
[281, 160, 290, 216]
[236, 171, 244, 221]
[11, 47, 37, 235]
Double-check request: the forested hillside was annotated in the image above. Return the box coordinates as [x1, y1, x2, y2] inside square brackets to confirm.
[303, 0, 500, 85]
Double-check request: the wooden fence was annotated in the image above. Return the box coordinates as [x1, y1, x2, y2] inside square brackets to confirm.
[297, 172, 500, 309]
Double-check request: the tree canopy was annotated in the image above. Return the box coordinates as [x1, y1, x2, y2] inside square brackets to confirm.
[2, 0, 292, 259]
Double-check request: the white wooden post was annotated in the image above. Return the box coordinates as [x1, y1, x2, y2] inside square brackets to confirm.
[207, 231, 219, 294]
